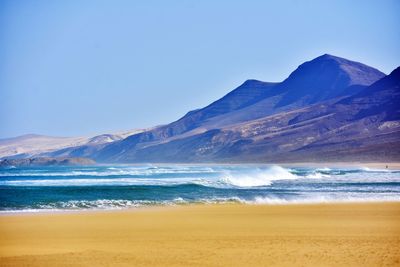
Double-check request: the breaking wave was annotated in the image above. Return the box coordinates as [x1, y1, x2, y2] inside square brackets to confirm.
[219, 166, 298, 187]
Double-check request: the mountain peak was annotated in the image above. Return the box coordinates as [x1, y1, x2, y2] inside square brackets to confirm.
[312, 54, 386, 82]
[275, 54, 386, 107]
[317, 53, 339, 59]
[314, 53, 358, 62]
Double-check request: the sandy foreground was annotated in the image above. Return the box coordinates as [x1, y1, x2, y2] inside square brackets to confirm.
[1, 203, 399, 267]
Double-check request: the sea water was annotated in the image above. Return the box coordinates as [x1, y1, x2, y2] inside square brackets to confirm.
[0, 165, 399, 212]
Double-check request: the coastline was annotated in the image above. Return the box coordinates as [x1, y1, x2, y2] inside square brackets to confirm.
[90, 162, 400, 170]
[1, 202, 399, 266]
[1, 199, 400, 216]
[277, 162, 400, 170]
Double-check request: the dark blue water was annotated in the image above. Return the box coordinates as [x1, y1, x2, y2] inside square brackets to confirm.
[0, 165, 399, 212]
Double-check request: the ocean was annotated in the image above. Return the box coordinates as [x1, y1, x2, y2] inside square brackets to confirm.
[0, 164, 399, 212]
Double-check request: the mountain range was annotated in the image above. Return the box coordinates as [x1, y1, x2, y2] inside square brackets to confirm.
[2, 54, 399, 163]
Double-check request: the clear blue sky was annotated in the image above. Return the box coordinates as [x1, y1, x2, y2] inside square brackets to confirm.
[1, 0, 399, 138]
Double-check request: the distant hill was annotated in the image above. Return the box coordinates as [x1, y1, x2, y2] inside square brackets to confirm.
[0, 129, 144, 159]
[2, 54, 398, 163]
[0, 157, 95, 167]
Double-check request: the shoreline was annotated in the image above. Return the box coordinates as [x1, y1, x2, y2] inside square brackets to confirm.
[1, 202, 399, 266]
[1, 199, 400, 216]
[88, 161, 400, 170]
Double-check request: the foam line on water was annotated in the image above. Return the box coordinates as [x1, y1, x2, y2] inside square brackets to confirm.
[0, 177, 205, 186]
[2, 194, 400, 213]
[0, 166, 217, 177]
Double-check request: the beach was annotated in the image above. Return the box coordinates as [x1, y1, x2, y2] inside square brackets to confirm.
[1, 202, 399, 267]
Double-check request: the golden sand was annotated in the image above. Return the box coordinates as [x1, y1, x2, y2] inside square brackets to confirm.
[1, 203, 399, 267]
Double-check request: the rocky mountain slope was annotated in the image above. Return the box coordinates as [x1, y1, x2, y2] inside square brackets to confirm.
[90, 54, 394, 162]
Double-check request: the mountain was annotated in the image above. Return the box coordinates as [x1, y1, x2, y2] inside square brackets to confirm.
[90, 54, 389, 162]
[131, 54, 385, 141]
[2, 54, 397, 163]
[98, 65, 398, 163]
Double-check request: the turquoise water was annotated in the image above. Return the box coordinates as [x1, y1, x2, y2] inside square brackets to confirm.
[0, 165, 399, 212]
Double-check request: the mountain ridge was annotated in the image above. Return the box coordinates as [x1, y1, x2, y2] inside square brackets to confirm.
[90, 53, 389, 162]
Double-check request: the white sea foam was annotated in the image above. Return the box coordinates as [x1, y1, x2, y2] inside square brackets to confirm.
[305, 172, 331, 179]
[219, 165, 298, 187]
[315, 167, 332, 172]
[2, 194, 400, 214]
[0, 166, 216, 177]
[248, 194, 400, 205]
[0, 177, 202, 186]
[359, 166, 397, 173]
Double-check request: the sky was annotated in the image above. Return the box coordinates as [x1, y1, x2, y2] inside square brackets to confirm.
[0, 0, 399, 138]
